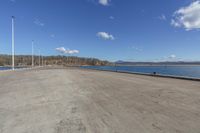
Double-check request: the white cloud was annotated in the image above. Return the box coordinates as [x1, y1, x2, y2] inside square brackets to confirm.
[171, 19, 181, 27]
[97, 32, 115, 40]
[169, 54, 176, 59]
[98, 0, 110, 6]
[171, 1, 200, 30]
[163, 54, 180, 61]
[34, 18, 45, 27]
[158, 14, 166, 21]
[56, 47, 79, 54]
[109, 16, 114, 20]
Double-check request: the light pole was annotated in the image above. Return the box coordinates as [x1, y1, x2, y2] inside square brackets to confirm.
[32, 40, 34, 67]
[11, 16, 15, 70]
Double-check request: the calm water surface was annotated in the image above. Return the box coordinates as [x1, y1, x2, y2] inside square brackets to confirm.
[0, 67, 12, 71]
[81, 66, 200, 79]
[0, 67, 23, 71]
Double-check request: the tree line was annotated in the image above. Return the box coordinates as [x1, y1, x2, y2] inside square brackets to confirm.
[0, 55, 111, 66]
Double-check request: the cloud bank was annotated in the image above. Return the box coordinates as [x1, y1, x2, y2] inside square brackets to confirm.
[97, 32, 115, 40]
[171, 1, 200, 30]
[56, 47, 79, 54]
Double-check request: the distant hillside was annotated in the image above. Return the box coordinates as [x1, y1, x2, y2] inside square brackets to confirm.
[0, 55, 111, 66]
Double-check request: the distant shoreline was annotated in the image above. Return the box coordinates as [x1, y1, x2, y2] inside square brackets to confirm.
[114, 64, 200, 66]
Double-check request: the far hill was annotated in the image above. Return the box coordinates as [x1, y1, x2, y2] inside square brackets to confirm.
[0, 55, 111, 66]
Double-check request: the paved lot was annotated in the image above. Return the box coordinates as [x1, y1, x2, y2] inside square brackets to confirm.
[0, 68, 200, 133]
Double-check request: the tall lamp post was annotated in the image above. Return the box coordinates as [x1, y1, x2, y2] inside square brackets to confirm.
[11, 16, 15, 70]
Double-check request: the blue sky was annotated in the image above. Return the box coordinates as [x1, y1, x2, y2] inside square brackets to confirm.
[0, 0, 200, 61]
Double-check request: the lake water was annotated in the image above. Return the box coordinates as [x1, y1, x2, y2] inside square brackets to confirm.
[81, 66, 200, 79]
[0, 67, 23, 71]
[0, 67, 13, 71]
